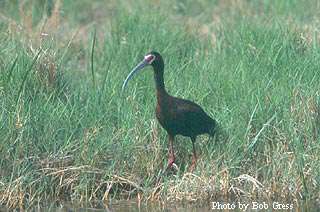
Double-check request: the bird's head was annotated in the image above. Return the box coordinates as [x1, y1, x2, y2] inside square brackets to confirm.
[122, 51, 164, 90]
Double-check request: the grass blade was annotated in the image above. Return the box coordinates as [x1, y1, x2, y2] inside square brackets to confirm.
[15, 51, 41, 105]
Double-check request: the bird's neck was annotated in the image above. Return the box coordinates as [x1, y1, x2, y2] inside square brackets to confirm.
[153, 68, 168, 103]
[154, 72, 165, 91]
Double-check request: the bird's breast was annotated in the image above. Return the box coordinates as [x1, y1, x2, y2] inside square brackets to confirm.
[155, 102, 176, 134]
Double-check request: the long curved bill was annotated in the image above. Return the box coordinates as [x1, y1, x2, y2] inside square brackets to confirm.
[122, 60, 148, 91]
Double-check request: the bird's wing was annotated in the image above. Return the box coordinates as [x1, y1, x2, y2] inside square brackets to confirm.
[173, 98, 213, 131]
[174, 98, 205, 116]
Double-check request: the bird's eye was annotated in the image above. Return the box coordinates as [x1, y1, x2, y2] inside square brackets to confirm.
[145, 54, 155, 64]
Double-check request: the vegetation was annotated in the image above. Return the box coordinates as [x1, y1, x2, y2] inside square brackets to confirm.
[0, 0, 319, 209]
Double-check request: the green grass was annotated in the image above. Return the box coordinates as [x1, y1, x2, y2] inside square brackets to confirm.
[0, 0, 320, 209]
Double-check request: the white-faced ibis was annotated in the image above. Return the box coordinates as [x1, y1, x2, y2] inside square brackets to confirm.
[122, 51, 216, 171]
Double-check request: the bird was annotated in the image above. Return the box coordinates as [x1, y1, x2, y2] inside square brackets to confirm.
[122, 51, 216, 172]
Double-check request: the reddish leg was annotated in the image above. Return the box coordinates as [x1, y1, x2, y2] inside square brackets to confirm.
[189, 137, 197, 172]
[155, 134, 176, 184]
[166, 134, 176, 170]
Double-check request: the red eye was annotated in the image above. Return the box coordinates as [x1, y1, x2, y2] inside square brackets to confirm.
[145, 54, 155, 63]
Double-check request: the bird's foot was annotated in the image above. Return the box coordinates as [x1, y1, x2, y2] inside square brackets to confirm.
[172, 163, 179, 171]
[155, 162, 179, 186]
[165, 157, 179, 173]
[167, 157, 175, 169]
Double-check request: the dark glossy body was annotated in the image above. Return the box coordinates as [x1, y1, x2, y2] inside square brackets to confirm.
[123, 51, 216, 171]
[156, 91, 216, 139]
[149, 51, 216, 171]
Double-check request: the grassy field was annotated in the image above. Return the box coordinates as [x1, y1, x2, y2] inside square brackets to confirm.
[0, 0, 320, 209]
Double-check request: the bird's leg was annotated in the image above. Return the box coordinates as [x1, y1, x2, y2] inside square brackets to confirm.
[189, 137, 197, 172]
[167, 134, 175, 167]
[156, 134, 177, 183]
[155, 134, 176, 184]
[166, 134, 176, 170]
